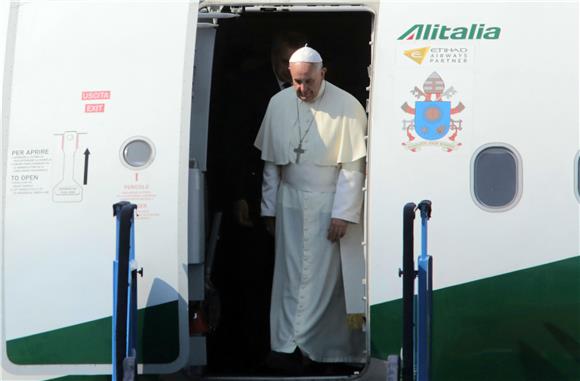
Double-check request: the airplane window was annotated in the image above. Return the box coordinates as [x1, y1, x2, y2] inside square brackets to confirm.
[121, 137, 155, 169]
[472, 145, 521, 211]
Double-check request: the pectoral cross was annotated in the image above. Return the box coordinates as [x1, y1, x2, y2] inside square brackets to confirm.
[293, 143, 305, 164]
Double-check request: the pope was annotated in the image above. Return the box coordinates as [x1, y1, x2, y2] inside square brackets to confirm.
[254, 45, 367, 365]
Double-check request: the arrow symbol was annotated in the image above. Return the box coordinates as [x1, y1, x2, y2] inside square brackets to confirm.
[83, 149, 90, 185]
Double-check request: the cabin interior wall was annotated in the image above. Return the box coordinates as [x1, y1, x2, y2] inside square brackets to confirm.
[204, 9, 372, 375]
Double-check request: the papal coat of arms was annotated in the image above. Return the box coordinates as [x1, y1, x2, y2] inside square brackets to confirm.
[401, 72, 465, 152]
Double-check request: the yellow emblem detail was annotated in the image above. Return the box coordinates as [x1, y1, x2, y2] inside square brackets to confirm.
[404, 47, 430, 64]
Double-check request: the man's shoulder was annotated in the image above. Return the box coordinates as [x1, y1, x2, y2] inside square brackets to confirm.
[268, 87, 294, 108]
[325, 81, 365, 111]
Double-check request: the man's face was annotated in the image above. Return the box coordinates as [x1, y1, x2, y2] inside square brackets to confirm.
[272, 45, 295, 84]
[289, 62, 326, 103]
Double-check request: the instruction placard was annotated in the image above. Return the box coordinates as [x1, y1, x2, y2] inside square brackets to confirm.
[9, 148, 51, 195]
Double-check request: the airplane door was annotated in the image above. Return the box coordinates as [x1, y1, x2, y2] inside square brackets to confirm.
[1, 0, 198, 376]
[186, 15, 218, 367]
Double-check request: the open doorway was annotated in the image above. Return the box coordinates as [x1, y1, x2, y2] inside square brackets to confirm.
[203, 5, 373, 377]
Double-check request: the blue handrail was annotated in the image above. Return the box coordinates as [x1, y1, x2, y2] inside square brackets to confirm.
[399, 200, 433, 381]
[401, 202, 417, 381]
[417, 200, 432, 381]
[112, 202, 139, 381]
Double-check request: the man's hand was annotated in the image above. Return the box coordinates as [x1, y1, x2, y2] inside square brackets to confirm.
[234, 199, 254, 228]
[264, 217, 276, 236]
[327, 218, 348, 242]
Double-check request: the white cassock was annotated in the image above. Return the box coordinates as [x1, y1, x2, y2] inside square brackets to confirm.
[254, 80, 367, 363]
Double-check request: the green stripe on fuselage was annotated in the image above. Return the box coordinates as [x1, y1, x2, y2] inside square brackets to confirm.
[7, 301, 179, 365]
[370, 256, 580, 381]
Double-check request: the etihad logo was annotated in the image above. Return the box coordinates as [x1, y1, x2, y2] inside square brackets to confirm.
[403, 47, 470, 65]
[404, 47, 430, 64]
[399, 24, 501, 40]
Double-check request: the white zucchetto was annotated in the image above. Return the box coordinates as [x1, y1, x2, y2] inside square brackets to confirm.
[289, 45, 323, 63]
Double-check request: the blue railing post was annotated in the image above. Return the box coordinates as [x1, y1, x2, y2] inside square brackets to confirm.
[401, 202, 417, 381]
[417, 200, 432, 381]
[397, 200, 434, 381]
[112, 202, 139, 381]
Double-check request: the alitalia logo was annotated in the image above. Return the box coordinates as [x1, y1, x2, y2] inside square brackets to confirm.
[398, 24, 501, 40]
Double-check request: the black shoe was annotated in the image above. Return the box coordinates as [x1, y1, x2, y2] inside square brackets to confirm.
[264, 349, 305, 376]
[305, 361, 363, 376]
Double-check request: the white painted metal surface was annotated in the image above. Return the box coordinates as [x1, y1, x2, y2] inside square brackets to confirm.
[1, 0, 198, 377]
[367, 1, 579, 305]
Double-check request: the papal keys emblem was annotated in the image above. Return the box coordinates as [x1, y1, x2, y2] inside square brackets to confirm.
[401, 72, 465, 152]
